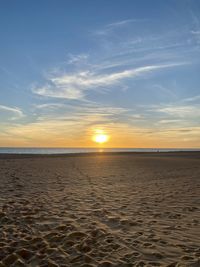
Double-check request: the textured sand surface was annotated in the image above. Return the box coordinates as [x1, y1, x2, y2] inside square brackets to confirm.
[0, 152, 200, 267]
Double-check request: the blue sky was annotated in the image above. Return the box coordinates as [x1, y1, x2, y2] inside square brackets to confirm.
[0, 0, 200, 147]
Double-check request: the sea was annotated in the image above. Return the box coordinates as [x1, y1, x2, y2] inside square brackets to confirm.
[0, 147, 199, 154]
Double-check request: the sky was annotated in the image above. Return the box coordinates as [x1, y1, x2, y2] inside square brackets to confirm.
[0, 0, 200, 148]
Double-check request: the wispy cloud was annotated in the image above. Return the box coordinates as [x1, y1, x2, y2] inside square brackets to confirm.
[190, 10, 200, 46]
[108, 19, 139, 27]
[95, 19, 146, 36]
[34, 103, 66, 109]
[0, 105, 24, 120]
[181, 94, 200, 103]
[67, 54, 89, 64]
[33, 63, 186, 100]
[157, 105, 200, 118]
[34, 101, 129, 126]
[191, 30, 200, 45]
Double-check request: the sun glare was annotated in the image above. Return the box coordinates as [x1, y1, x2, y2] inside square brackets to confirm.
[94, 134, 108, 144]
[92, 130, 109, 144]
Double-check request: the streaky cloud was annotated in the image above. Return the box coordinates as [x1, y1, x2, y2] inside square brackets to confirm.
[33, 62, 186, 100]
[95, 18, 147, 35]
[0, 104, 24, 120]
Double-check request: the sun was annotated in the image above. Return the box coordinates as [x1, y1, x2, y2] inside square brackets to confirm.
[94, 134, 108, 144]
[92, 130, 109, 144]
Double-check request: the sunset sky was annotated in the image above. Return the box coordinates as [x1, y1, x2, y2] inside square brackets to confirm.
[0, 0, 200, 148]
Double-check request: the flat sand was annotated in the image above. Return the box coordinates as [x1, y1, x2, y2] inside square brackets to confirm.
[0, 152, 200, 267]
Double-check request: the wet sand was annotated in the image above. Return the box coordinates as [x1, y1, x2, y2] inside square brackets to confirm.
[0, 152, 200, 267]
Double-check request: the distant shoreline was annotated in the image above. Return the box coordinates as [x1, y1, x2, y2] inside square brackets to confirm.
[0, 147, 200, 155]
[1, 150, 200, 160]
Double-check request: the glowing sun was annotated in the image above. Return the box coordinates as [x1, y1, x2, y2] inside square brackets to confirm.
[93, 131, 109, 144]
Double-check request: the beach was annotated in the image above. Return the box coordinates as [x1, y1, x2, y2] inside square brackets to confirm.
[0, 152, 200, 267]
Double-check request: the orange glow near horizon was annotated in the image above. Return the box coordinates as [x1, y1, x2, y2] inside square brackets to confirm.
[1, 124, 200, 148]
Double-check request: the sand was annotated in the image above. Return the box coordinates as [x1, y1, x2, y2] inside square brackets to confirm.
[0, 152, 200, 267]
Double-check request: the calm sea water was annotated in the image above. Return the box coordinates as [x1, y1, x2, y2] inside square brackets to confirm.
[0, 147, 199, 154]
